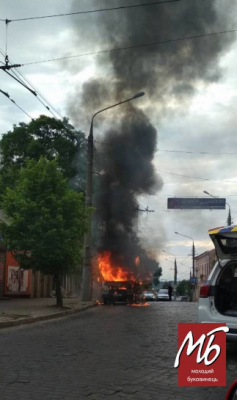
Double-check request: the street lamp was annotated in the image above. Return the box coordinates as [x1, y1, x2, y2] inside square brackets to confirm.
[163, 250, 178, 300]
[203, 190, 232, 226]
[81, 92, 145, 301]
[175, 232, 195, 277]
[175, 231, 196, 302]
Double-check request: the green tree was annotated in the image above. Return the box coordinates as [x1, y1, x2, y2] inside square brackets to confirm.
[0, 115, 86, 198]
[176, 280, 191, 297]
[0, 157, 88, 307]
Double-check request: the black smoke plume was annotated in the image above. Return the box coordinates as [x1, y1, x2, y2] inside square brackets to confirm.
[94, 107, 162, 278]
[69, 0, 236, 278]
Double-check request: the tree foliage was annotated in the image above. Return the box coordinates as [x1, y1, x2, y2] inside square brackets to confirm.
[0, 115, 86, 198]
[176, 280, 191, 296]
[0, 157, 88, 306]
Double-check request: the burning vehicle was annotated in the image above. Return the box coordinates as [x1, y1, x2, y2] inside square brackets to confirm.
[98, 251, 142, 305]
[102, 281, 140, 305]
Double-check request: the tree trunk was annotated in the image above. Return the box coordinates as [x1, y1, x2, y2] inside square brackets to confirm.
[55, 274, 63, 308]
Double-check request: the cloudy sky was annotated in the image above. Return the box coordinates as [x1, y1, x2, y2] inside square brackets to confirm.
[0, 0, 237, 281]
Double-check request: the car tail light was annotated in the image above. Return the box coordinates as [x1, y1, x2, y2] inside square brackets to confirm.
[200, 284, 211, 298]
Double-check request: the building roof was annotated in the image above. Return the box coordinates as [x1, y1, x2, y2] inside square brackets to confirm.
[194, 248, 216, 261]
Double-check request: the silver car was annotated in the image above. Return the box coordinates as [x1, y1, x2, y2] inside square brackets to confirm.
[141, 291, 157, 301]
[157, 289, 170, 301]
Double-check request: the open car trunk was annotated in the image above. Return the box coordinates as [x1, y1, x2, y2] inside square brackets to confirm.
[209, 226, 237, 317]
[214, 261, 237, 317]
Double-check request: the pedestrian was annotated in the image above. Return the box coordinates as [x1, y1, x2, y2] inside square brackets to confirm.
[168, 285, 173, 301]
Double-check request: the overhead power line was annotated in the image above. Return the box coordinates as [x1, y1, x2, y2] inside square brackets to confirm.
[0, 49, 63, 120]
[0, 0, 202, 23]
[156, 169, 237, 184]
[158, 149, 237, 155]
[21, 28, 237, 67]
[0, 88, 33, 119]
[96, 141, 237, 156]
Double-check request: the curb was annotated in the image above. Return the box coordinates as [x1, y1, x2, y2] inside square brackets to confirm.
[0, 303, 97, 330]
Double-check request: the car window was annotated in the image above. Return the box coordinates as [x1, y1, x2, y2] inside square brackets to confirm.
[217, 262, 237, 284]
[216, 235, 237, 255]
[159, 289, 168, 294]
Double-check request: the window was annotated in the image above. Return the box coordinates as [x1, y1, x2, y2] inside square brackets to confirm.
[217, 235, 237, 254]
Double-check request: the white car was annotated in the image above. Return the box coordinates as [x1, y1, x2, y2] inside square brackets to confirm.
[157, 288, 170, 301]
[198, 225, 237, 341]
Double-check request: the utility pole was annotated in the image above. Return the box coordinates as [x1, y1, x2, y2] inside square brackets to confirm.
[227, 208, 232, 226]
[174, 258, 177, 301]
[175, 232, 195, 302]
[192, 241, 196, 302]
[82, 124, 94, 302]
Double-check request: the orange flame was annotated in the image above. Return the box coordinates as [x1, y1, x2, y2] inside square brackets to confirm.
[127, 303, 150, 307]
[98, 251, 135, 282]
[135, 256, 140, 267]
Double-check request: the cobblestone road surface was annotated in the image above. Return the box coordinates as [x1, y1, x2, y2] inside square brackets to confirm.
[0, 302, 236, 400]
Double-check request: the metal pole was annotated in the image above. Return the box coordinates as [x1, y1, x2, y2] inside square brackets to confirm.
[82, 122, 94, 301]
[174, 258, 177, 301]
[192, 241, 195, 302]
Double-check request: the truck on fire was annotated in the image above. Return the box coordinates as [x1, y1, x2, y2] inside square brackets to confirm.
[102, 281, 141, 305]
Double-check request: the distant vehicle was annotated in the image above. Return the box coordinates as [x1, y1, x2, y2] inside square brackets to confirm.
[157, 289, 169, 301]
[198, 225, 237, 341]
[141, 291, 157, 301]
[180, 296, 188, 302]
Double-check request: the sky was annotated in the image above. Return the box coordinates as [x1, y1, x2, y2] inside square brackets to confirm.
[0, 0, 237, 281]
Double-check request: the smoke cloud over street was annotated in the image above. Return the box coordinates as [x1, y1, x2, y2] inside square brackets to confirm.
[69, 0, 236, 278]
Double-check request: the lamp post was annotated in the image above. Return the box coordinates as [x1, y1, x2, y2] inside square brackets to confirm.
[203, 190, 232, 226]
[162, 250, 178, 300]
[81, 92, 145, 301]
[175, 231, 195, 302]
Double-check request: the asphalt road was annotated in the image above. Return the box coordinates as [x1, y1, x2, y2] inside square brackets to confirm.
[0, 302, 236, 400]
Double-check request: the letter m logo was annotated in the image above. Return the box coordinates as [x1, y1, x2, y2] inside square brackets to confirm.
[175, 323, 227, 387]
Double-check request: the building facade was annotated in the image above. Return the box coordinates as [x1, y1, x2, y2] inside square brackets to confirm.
[1, 250, 81, 299]
[194, 249, 217, 301]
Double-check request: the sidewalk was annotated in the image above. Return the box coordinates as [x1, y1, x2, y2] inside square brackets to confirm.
[0, 297, 96, 328]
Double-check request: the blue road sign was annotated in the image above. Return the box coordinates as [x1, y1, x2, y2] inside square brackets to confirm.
[167, 198, 226, 210]
[190, 277, 198, 284]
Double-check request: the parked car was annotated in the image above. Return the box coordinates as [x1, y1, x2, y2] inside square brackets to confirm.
[141, 291, 157, 301]
[180, 296, 188, 302]
[198, 225, 237, 341]
[157, 289, 170, 301]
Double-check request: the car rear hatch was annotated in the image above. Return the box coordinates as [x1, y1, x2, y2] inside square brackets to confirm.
[209, 225, 237, 260]
[207, 225, 237, 319]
